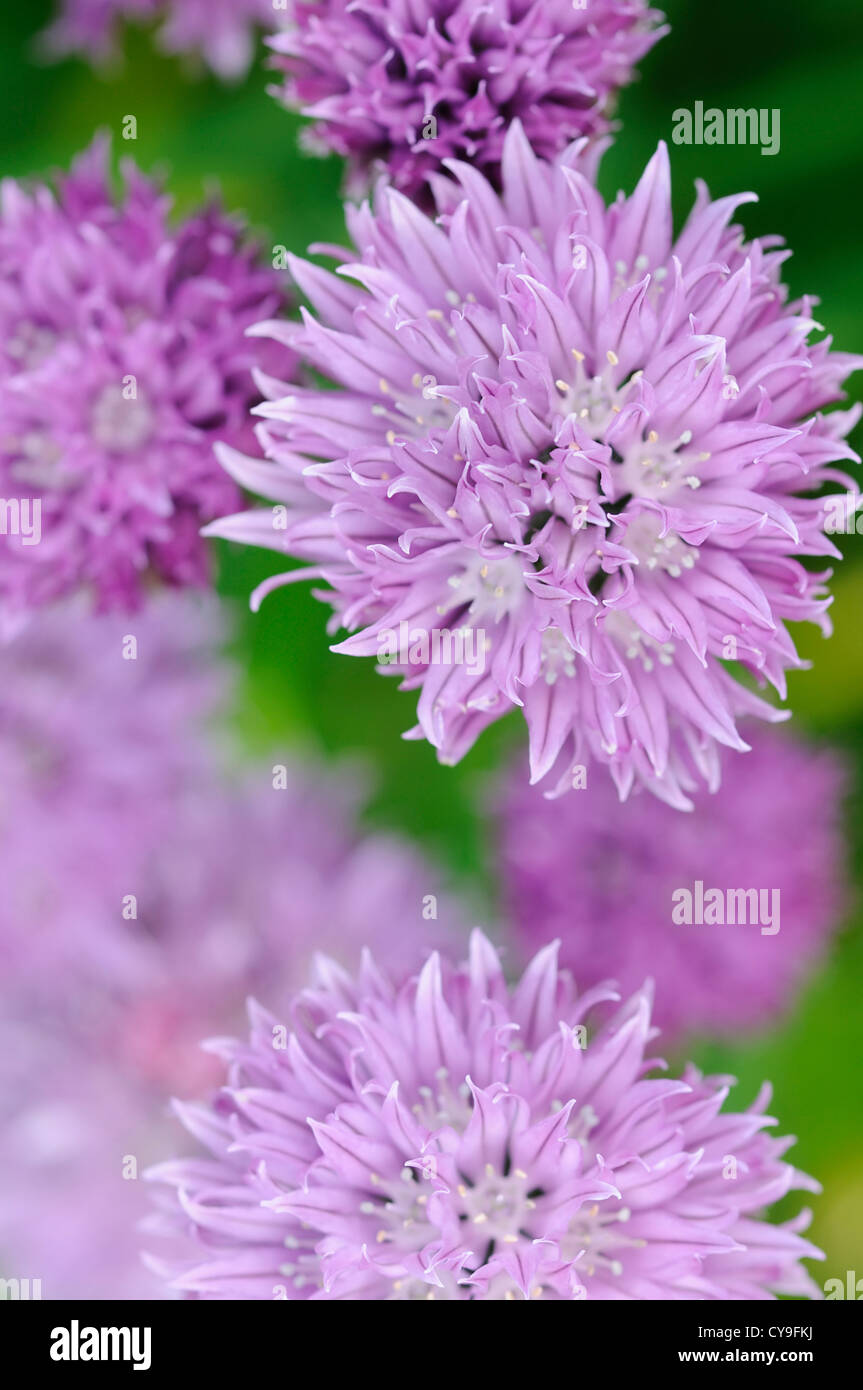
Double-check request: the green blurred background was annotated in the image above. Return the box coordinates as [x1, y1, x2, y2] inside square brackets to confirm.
[2, 0, 862, 1291]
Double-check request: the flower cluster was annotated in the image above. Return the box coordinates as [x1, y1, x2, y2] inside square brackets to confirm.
[0, 595, 463, 1298]
[43, 0, 280, 79]
[209, 125, 861, 808]
[148, 934, 822, 1299]
[0, 138, 288, 632]
[498, 731, 847, 1040]
[7, 0, 848, 1313]
[270, 0, 666, 200]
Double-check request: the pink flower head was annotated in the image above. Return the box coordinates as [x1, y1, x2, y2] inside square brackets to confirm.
[0, 597, 464, 1298]
[270, 0, 666, 201]
[498, 730, 848, 1041]
[42, 0, 280, 80]
[0, 138, 289, 632]
[148, 933, 822, 1299]
[207, 127, 862, 809]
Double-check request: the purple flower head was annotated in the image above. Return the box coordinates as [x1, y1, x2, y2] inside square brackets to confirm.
[42, 0, 280, 79]
[0, 597, 464, 1298]
[0, 592, 230, 997]
[0, 138, 290, 632]
[148, 933, 822, 1300]
[270, 0, 667, 201]
[498, 730, 848, 1042]
[208, 128, 862, 809]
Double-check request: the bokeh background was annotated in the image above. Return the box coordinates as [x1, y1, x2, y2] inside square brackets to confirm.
[1, 0, 862, 1291]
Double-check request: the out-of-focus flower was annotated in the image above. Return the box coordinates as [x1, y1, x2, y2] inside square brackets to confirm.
[0, 595, 464, 1299]
[207, 126, 862, 808]
[0, 138, 288, 633]
[498, 730, 848, 1041]
[269, 0, 666, 201]
[147, 932, 822, 1299]
[0, 593, 228, 993]
[42, 0, 280, 80]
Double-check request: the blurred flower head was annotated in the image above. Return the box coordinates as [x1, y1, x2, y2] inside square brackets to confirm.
[0, 594, 464, 1298]
[269, 0, 666, 201]
[0, 592, 228, 994]
[42, 0, 280, 79]
[208, 126, 862, 808]
[147, 932, 822, 1299]
[498, 730, 848, 1041]
[0, 138, 288, 632]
